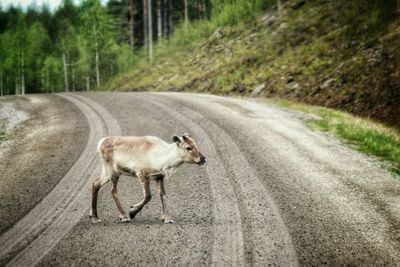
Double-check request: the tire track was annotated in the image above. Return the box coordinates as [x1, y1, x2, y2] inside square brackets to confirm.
[161, 93, 400, 265]
[145, 93, 298, 265]
[129, 93, 245, 266]
[139, 93, 298, 266]
[0, 93, 121, 266]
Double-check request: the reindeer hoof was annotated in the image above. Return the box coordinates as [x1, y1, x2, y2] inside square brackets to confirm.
[162, 215, 175, 224]
[91, 217, 102, 224]
[118, 215, 131, 223]
[129, 210, 139, 219]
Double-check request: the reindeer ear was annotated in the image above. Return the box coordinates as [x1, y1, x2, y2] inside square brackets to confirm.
[172, 135, 182, 144]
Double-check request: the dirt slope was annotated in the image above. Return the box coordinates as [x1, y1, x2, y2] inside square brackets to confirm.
[107, 0, 400, 127]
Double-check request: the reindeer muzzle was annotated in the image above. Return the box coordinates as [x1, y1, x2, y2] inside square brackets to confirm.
[197, 155, 207, 165]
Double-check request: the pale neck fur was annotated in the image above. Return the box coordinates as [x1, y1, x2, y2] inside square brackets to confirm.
[156, 143, 184, 171]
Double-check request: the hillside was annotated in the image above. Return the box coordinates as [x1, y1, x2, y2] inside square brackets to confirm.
[107, 0, 400, 128]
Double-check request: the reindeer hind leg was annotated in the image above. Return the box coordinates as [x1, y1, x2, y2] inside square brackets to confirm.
[90, 165, 111, 223]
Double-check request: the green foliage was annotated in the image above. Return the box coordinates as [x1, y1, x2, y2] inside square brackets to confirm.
[0, 132, 5, 143]
[0, 120, 5, 143]
[0, 0, 136, 93]
[171, 0, 275, 46]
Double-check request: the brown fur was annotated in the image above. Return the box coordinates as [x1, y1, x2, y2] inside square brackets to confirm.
[100, 137, 154, 164]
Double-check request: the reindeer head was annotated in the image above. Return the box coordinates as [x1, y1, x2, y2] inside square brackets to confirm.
[173, 133, 207, 165]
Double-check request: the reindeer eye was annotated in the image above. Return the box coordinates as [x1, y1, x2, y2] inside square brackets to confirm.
[186, 147, 192, 151]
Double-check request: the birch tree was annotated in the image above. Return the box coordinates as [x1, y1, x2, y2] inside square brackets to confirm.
[80, 0, 116, 88]
[277, 0, 282, 15]
[130, 0, 136, 50]
[163, 0, 169, 38]
[14, 15, 27, 94]
[184, 0, 189, 30]
[148, 0, 153, 62]
[143, 0, 148, 56]
[157, 0, 162, 40]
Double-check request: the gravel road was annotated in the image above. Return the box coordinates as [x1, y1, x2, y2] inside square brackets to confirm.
[0, 95, 88, 235]
[1, 92, 400, 266]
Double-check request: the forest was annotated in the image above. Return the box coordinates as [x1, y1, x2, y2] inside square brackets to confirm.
[0, 0, 398, 103]
[0, 0, 225, 95]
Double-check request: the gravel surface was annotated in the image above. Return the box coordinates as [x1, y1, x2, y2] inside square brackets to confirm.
[0, 95, 88, 235]
[2, 92, 400, 266]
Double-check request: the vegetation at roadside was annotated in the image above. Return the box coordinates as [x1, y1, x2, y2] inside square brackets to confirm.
[0, 121, 5, 143]
[0, 132, 5, 143]
[0, 0, 398, 129]
[0, 0, 136, 94]
[268, 98, 400, 176]
[107, 0, 400, 128]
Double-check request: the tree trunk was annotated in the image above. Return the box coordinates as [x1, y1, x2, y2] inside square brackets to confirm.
[277, 0, 282, 15]
[40, 70, 44, 93]
[15, 76, 18, 95]
[143, 0, 148, 55]
[148, 0, 153, 62]
[184, 0, 189, 29]
[21, 51, 25, 95]
[205, 0, 211, 19]
[197, 0, 201, 19]
[63, 53, 69, 92]
[157, 0, 162, 40]
[168, 0, 173, 35]
[72, 66, 75, 92]
[163, 0, 168, 38]
[95, 44, 100, 87]
[130, 0, 136, 50]
[0, 72, 3, 97]
[86, 75, 90, 91]
[46, 70, 50, 94]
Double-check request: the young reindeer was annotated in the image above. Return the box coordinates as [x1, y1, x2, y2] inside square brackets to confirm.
[89, 133, 206, 224]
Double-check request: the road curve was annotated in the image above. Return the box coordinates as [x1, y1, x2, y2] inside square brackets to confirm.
[2, 92, 400, 266]
[0, 94, 121, 266]
[140, 94, 298, 266]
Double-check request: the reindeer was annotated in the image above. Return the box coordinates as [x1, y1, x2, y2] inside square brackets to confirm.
[89, 133, 206, 224]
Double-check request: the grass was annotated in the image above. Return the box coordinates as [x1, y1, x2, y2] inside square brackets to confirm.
[266, 98, 400, 176]
[0, 122, 5, 144]
[0, 120, 7, 144]
[0, 132, 5, 143]
[105, 0, 400, 177]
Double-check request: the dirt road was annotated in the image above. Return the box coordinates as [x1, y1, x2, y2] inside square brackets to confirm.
[1, 92, 400, 266]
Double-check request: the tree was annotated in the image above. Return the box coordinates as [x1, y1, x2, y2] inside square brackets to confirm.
[43, 56, 61, 93]
[130, 0, 136, 50]
[184, 0, 189, 30]
[143, 0, 148, 56]
[162, 0, 169, 38]
[157, 0, 162, 40]
[57, 20, 79, 91]
[277, 0, 282, 15]
[147, 0, 153, 62]
[80, 0, 117, 88]
[26, 21, 51, 92]
[13, 14, 27, 94]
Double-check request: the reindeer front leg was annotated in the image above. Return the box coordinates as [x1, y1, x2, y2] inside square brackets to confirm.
[111, 176, 130, 222]
[129, 174, 151, 219]
[156, 176, 174, 224]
